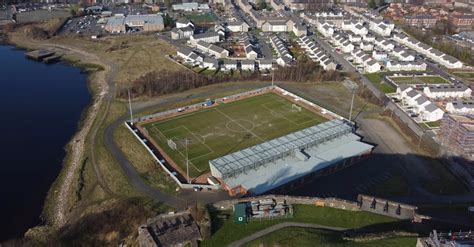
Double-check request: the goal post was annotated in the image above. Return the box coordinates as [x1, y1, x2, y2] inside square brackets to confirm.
[292, 104, 302, 112]
[167, 139, 177, 150]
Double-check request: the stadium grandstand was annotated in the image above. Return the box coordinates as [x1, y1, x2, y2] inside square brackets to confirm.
[209, 119, 374, 196]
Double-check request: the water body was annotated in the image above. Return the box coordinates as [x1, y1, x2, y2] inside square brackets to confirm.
[0, 45, 91, 241]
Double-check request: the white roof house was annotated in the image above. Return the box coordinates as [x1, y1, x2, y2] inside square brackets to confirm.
[374, 38, 395, 51]
[446, 100, 474, 115]
[423, 84, 472, 99]
[372, 50, 388, 61]
[369, 20, 394, 37]
[227, 21, 249, 32]
[349, 34, 362, 43]
[396, 84, 414, 98]
[352, 23, 368, 36]
[171, 26, 194, 40]
[421, 103, 444, 122]
[258, 59, 273, 71]
[364, 59, 381, 73]
[321, 58, 338, 71]
[240, 59, 255, 71]
[395, 34, 463, 69]
[270, 35, 294, 67]
[190, 31, 220, 44]
[363, 33, 375, 42]
[341, 41, 354, 53]
[222, 60, 238, 71]
[176, 19, 194, 29]
[317, 22, 334, 37]
[202, 57, 219, 70]
[399, 88, 443, 121]
[360, 42, 374, 51]
[176, 46, 203, 66]
[194, 40, 229, 59]
[386, 61, 427, 71]
[392, 47, 415, 62]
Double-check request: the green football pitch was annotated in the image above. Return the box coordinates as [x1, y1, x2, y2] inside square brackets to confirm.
[141, 93, 328, 178]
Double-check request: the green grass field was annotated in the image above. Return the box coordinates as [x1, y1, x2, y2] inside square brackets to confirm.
[453, 72, 474, 80]
[389, 76, 450, 85]
[201, 205, 399, 247]
[244, 227, 417, 247]
[185, 13, 218, 24]
[364, 73, 396, 94]
[141, 93, 328, 177]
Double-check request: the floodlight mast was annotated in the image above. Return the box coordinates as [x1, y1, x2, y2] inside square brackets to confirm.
[128, 88, 134, 125]
[185, 139, 190, 184]
[348, 85, 358, 124]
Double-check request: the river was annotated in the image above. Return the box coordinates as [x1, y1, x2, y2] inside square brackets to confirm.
[0, 45, 91, 241]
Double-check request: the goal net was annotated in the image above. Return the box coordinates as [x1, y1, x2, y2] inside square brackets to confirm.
[292, 104, 302, 112]
[167, 139, 177, 150]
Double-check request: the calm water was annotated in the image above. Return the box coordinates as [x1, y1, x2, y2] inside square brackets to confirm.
[0, 45, 91, 241]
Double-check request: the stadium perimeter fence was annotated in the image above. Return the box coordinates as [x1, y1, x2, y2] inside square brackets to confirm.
[126, 86, 345, 188]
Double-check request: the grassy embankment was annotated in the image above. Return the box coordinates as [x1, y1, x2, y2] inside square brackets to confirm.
[201, 205, 409, 247]
[6, 23, 186, 243]
[243, 227, 417, 247]
[389, 75, 450, 85]
[364, 73, 396, 94]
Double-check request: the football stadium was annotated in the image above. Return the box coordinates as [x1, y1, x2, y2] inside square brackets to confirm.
[130, 86, 374, 195]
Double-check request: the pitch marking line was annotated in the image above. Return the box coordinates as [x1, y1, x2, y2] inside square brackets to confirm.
[151, 125, 209, 173]
[213, 108, 265, 142]
[261, 103, 315, 126]
[182, 125, 215, 159]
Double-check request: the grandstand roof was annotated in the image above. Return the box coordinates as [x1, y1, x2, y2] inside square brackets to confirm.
[209, 119, 352, 179]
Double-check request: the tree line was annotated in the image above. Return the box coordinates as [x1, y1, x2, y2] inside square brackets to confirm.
[117, 60, 345, 98]
[404, 26, 474, 66]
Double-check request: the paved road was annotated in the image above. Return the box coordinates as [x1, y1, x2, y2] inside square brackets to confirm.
[228, 222, 347, 247]
[103, 83, 274, 208]
[307, 28, 384, 99]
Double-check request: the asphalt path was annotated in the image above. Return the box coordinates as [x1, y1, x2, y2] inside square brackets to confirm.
[102, 84, 275, 209]
[309, 32, 384, 99]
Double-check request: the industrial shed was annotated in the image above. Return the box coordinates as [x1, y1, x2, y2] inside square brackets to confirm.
[209, 119, 374, 196]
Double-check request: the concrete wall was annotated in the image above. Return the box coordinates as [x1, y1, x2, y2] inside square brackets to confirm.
[212, 194, 360, 211]
[125, 122, 220, 190]
[212, 194, 419, 220]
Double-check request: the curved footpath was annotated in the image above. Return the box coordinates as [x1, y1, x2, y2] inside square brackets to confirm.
[102, 84, 268, 208]
[227, 222, 347, 247]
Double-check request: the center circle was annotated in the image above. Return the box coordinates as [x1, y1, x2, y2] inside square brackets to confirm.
[226, 119, 255, 133]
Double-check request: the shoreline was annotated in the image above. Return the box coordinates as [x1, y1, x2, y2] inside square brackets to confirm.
[3, 34, 112, 233]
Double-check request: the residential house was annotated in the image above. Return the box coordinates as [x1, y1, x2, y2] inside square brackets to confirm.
[176, 46, 202, 66]
[369, 20, 394, 37]
[365, 59, 381, 73]
[171, 26, 194, 40]
[222, 60, 238, 71]
[423, 84, 472, 99]
[403, 15, 438, 28]
[258, 59, 273, 71]
[227, 21, 250, 32]
[422, 103, 444, 122]
[176, 19, 194, 29]
[317, 22, 334, 37]
[270, 35, 294, 67]
[202, 57, 219, 70]
[240, 60, 255, 71]
[446, 100, 474, 115]
[372, 50, 388, 61]
[190, 32, 220, 44]
[360, 42, 373, 51]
